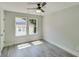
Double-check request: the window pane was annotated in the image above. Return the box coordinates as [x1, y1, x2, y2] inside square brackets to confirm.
[29, 19, 38, 35]
[15, 17, 27, 36]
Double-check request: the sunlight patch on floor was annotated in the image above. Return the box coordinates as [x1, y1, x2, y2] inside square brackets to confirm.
[17, 43, 31, 49]
[32, 40, 43, 45]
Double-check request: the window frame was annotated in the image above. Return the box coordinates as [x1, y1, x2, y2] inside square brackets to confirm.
[15, 17, 38, 37]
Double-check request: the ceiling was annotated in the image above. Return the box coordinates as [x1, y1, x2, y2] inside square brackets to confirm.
[0, 2, 79, 16]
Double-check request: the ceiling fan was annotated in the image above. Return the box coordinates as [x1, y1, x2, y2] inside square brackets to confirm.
[27, 2, 47, 13]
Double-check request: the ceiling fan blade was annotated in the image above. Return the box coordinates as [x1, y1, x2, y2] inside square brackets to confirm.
[40, 9, 44, 12]
[42, 2, 47, 7]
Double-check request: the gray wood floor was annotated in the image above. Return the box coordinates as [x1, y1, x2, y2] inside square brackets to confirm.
[1, 40, 76, 57]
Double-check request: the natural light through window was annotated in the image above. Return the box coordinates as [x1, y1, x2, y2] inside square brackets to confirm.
[32, 40, 43, 45]
[15, 17, 27, 36]
[17, 43, 31, 49]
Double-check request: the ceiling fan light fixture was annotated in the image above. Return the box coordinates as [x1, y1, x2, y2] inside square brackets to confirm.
[36, 9, 41, 13]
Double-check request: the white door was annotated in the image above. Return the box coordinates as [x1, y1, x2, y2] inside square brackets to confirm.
[0, 9, 5, 56]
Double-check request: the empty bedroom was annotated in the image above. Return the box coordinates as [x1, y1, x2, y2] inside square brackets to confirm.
[0, 2, 79, 57]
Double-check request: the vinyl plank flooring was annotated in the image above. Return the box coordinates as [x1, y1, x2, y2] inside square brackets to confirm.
[1, 40, 76, 57]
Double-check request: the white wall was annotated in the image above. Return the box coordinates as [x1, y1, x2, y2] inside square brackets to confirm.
[43, 5, 79, 56]
[0, 8, 5, 56]
[0, 8, 1, 56]
[4, 11, 43, 46]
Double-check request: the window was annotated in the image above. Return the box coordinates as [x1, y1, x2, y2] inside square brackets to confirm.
[15, 17, 27, 36]
[29, 19, 38, 35]
[15, 17, 38, 36]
